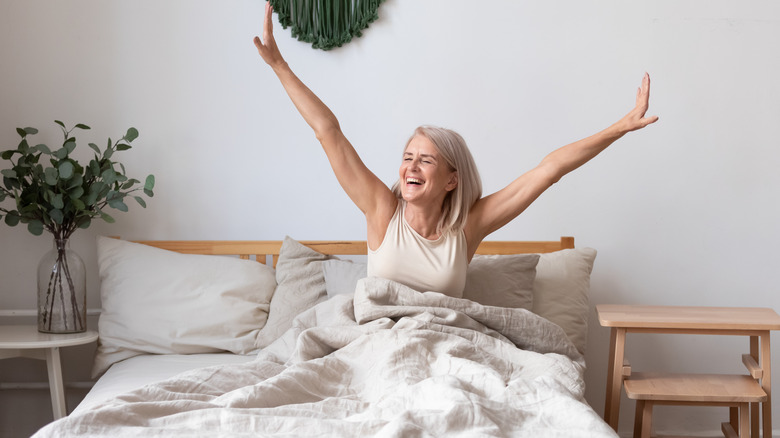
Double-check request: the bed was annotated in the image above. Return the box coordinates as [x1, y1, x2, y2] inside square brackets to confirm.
[33, 235, 616, 437]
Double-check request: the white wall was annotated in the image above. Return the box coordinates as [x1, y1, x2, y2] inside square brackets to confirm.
[1, 0, 779, 436]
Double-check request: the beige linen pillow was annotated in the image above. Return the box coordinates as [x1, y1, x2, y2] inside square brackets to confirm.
[322, 254, 539, 311]
[93, 236, 276, 377]
[533, 247, 597, 354]
[462, 254, 539, 310]
[255, 236, 332, 348]
[322, 259, 367, 298]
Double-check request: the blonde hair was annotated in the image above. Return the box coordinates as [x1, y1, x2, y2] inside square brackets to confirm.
[391, 126, 482, 235]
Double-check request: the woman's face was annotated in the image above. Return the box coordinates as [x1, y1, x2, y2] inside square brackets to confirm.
[398, 135, 457, 205]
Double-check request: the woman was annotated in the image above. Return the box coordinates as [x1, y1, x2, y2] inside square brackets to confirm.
[254, 2, 658, 297]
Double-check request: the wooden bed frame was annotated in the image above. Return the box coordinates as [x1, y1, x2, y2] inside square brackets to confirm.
[132, 237, 575, 267]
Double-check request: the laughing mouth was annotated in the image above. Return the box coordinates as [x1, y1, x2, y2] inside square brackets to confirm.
[406, 178, 423, 185]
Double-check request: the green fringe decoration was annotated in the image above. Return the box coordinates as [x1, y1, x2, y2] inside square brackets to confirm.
[269, 0, 384, 51]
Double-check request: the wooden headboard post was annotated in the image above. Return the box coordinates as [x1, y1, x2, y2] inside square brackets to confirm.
[130, 237, 574, 268]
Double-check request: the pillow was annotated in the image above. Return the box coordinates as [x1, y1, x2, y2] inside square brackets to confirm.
[533, 248, 597, 354]
[462, 254, 539, 310]
[93, 236, 276, 377]
[322, 254, 539, 311]
[322, 259, 367, 298]
[255, 236, 332, 348]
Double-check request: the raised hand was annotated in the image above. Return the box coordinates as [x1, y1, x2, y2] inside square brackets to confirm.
[253, 2, 285, 69]
[618, 73, 659, 133]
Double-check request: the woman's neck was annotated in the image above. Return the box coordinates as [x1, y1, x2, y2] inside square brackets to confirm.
[403, 201, 443, 240]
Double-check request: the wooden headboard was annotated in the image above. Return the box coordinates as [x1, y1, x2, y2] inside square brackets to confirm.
[131, 237, 575, 268]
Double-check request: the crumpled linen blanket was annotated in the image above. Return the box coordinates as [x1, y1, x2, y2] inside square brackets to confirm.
[34, 277, 617, 437]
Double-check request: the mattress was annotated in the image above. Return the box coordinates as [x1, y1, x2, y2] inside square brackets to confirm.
[74, 353, 256, 415]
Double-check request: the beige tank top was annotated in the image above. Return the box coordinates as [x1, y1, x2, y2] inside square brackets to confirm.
[367, 202, 468, 298]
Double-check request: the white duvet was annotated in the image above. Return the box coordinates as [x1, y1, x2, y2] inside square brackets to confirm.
[35, 277, 617, 437]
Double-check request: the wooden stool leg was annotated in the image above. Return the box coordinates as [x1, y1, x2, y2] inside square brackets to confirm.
[739, 403, 749, 438]
[633, 400, 653, 438]
[633, 400, 644, 438]
[730, 406, 739, 433]
[750, 402, 759, 438]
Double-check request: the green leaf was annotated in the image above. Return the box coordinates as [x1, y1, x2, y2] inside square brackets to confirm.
[14, 127, 37, 138]
[58, 161, 74, 179]
[78, 217, 91, 229]
[54, 147, 69, 159]
[64, 138, 77, 154]
[145, 174, 155, 190]
[134, 196, 147, 208]
[101, 168, 118, 185]
[4, 212, 20, 226]
[1, 150, 16, 160]
[68, 186, 84, 200]
[106, 189, 120, 201]
[88, 143, 101, 155]
[123, 178, 139, 188]
[125, 127, 139, 142]
[100, 212, 115, 223]
[89, 160, 100, 177]
[109, 199, 129, 212]
[51, 193, 64, 209]
[85, 181, 107, 205]
[66, 173, 83, 190]
[49, 208, 64, 224]
[1, 169, 16, 179]
[71, 197, 85, 211]
[34, 144, 52, 154]
[54, 120, 65, 129]
[74, 123, 91, 130]
[44, 167, 58, 185]
[144, 188, 154, 197]
[4, 176, 20, 190]
[116, 143, 132, 151]
[27, 220, 44, 235]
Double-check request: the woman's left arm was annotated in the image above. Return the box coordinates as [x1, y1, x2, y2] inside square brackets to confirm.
[465, 73, 659, 254]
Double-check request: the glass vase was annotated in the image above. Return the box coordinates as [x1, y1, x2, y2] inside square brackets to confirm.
[37, 238, 87, 333]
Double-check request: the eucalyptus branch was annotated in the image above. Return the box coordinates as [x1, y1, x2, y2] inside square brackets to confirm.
[1, 121, 155, 237]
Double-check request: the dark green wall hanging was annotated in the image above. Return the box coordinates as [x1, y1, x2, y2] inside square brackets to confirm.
[269, 0, 384, 51]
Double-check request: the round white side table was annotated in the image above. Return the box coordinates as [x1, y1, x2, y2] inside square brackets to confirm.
[0, 325, 98, 419]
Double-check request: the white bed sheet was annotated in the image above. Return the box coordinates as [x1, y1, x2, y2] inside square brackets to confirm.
[74, 353, 256, 414]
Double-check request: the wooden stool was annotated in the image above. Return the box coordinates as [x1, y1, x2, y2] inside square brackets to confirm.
[624, 372, 767, 438]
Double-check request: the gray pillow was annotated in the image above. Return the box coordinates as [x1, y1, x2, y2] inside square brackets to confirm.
[533, 248, 597, 354]
[255, 236, 332, 348]
[322, 254, 539, 312]
[462, 254, 539, 310]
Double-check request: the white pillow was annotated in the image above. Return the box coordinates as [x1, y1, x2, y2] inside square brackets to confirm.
[533, 248, 597, 354]
[255, 236, 332, 348]
[322, 259, 367, 298]
[93, 236, 276, 377]
[462, 254, 539, 310]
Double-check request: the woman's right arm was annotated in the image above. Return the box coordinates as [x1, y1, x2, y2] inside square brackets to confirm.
[253, 2, 395, 220]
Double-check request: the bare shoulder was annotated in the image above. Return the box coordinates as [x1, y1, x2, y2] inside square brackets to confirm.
[367, 195, 399, 251]
[463, 199, 491, 258]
